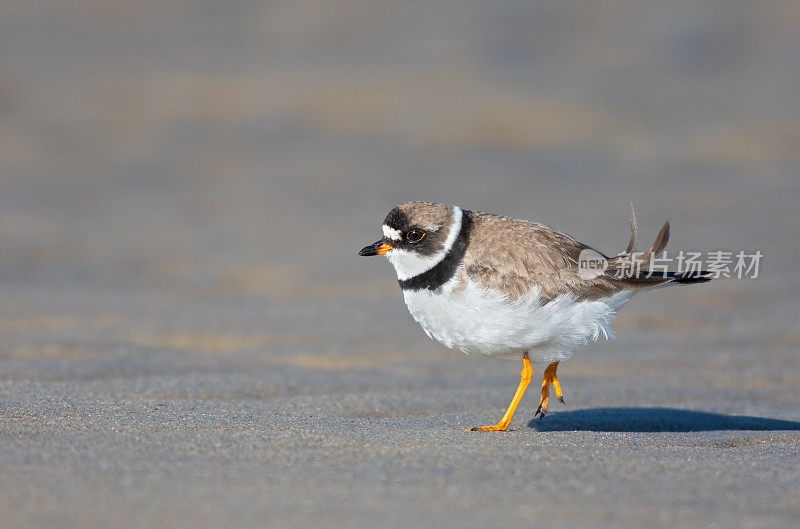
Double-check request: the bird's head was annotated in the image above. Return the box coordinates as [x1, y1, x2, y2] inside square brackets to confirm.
[359, 202, 462, 280]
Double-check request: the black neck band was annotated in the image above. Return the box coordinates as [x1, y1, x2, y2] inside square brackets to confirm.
[398, 210, 472, 291]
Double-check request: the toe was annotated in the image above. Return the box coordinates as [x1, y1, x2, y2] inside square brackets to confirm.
[468, 425, 506, 432]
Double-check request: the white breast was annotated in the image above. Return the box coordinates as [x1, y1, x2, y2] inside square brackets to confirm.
[402, 278, 634, 363]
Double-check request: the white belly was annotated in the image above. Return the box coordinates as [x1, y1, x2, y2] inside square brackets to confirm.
[402, 279, 633, 363]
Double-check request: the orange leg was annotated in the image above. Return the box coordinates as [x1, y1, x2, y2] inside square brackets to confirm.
[535, 361, 565, 420]
[468, 352, 533, 432]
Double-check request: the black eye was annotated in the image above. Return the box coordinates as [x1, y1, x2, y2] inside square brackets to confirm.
[406, 229, 426, 243]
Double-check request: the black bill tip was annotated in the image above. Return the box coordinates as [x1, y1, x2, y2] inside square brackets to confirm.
[359, 240, 390, 256]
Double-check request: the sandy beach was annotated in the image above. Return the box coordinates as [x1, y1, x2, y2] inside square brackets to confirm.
[1, 2, 799, 527]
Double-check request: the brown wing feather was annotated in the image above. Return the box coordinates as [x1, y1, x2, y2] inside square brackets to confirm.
[462, 211, 673, 302]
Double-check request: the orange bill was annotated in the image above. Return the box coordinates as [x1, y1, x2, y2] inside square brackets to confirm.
[359, 240, 392, 256]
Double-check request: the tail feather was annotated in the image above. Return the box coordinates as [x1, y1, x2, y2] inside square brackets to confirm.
[667, 270, 713, 284]
[645, 220, 670, 260]
[624, 201, 638, 254]
[618, 270, 712, 287]
[609, 203, 711, 286]
[617, 203, 669, 266]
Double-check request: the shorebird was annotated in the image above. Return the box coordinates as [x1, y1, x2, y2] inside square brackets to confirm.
[359, 202, 710, 431]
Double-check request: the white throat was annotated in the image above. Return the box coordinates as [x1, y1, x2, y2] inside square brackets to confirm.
[386, 205, 463, 281]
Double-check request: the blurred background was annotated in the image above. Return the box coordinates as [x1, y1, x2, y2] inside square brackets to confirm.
[1, 2, 799, 528]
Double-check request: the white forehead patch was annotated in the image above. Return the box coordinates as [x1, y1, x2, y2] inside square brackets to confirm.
[382, 225, 402, 241]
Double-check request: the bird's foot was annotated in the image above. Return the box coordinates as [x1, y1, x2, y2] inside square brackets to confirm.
[467, 424, 509, 432]
[535, 362, 565, 421]
[535, 385, 550, 419]
[466, 352, 533, 432]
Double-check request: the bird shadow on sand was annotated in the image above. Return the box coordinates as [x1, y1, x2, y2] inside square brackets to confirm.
[528, 407, 800, 432]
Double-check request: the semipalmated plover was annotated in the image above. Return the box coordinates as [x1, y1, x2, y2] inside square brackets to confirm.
[359, 202, 711, 431]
